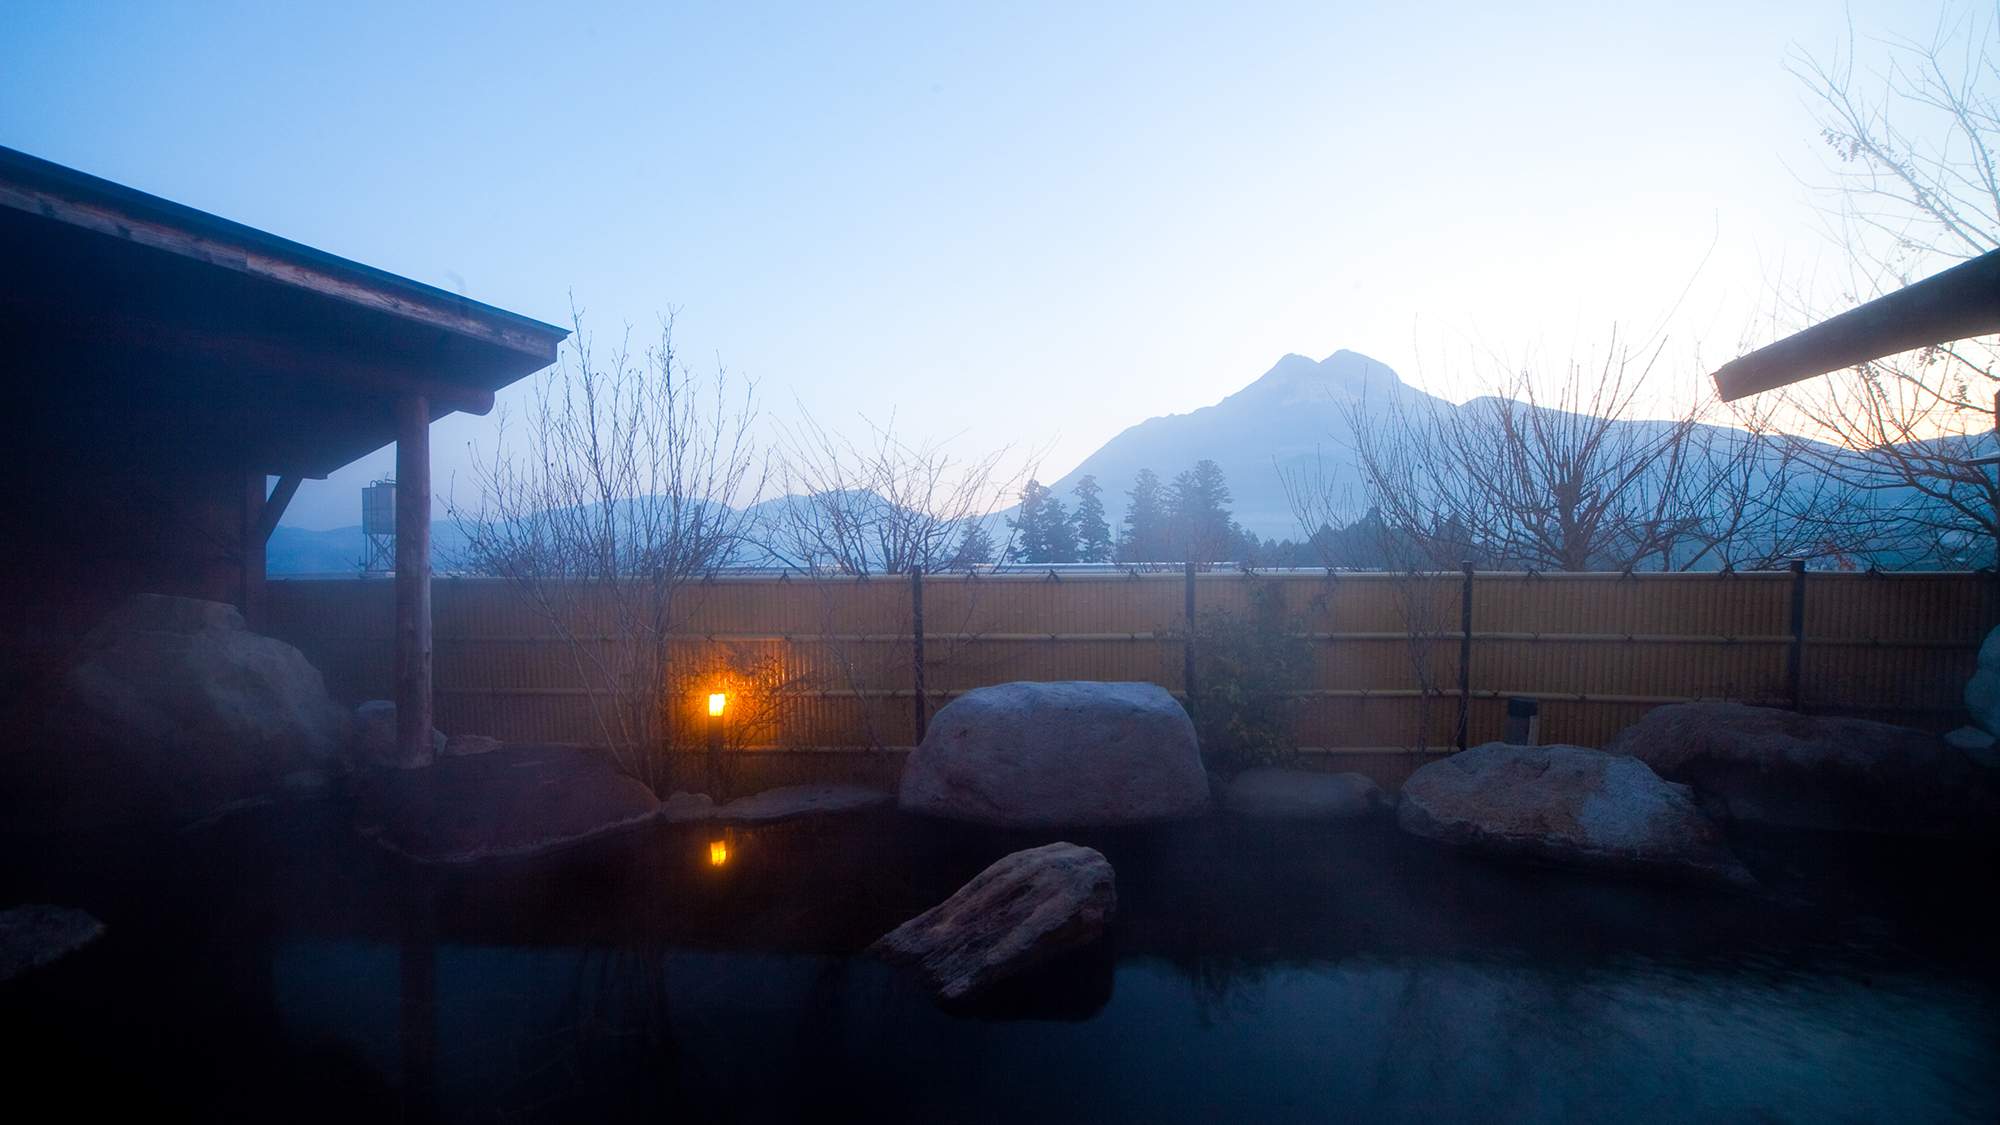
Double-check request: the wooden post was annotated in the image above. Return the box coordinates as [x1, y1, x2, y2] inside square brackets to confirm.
[1457, 562, 1474, 751]
[911, 564, 927, 744]
[241, 472, 269, 632]
[1786, 559, 1807, 711]
[395, 394, 433, 765]
[242, 473, 303, 633]
[1183, 561, 1198, 699]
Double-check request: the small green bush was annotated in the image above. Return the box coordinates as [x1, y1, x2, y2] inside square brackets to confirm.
[1170, 583, 1314, 777]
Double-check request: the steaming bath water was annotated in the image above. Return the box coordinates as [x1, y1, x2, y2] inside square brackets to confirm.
[3, 803, 1992, 1123]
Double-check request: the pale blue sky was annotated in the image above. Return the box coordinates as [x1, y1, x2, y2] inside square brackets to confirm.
[0, 0, 1950, 528]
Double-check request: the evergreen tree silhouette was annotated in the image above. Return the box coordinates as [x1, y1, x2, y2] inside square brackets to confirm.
[1170, 460, 1250, 564]
[1008, 480, 1077, 563]
[1117, 468, 1170, 562]
[950, 517, 995, 570]
[1072, 475, 1113, 562]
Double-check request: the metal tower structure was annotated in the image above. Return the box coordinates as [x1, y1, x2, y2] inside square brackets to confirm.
[362, 479, 396, 573]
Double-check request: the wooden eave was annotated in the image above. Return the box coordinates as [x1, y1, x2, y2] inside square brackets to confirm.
[0, 145, 569, 477]
[1712, 249, 2000, 401]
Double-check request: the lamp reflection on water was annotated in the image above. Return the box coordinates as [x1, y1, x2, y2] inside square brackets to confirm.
[709, 839, 728, 866]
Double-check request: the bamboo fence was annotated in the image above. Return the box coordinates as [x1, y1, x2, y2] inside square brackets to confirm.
[266, 568, 1994, 787]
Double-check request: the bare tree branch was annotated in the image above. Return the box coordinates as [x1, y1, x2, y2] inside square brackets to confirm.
[1774, 10, 2000, 567]
[445, 307, 765, 787]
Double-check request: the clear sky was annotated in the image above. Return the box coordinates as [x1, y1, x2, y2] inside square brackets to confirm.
[0, 0, 1954, 528]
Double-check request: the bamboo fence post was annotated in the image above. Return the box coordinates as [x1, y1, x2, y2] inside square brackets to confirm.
[1457, 562, 1474, 751]
[911, 564, 927, 744]
[1184, 561, 1198, 699]
[1786, 559, 1807, 710]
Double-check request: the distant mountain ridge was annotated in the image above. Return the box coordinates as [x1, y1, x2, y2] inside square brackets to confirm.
[268, 521, 476, 575]
[271, 348, 1993, 575]
[270, 351, 1425, 574]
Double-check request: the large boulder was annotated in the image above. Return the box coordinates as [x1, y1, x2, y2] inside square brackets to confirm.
[1603, 702, 2000, 840]
[1223, 768, 1390, 819]
[353, 743, 660, 863]
[1398, 742, 1754, 887]
[34, 594, 351, 822]
[898, 681, 1211, 828]
[870, 841, 1117, 1002]
[1963, 625, 2000, 734]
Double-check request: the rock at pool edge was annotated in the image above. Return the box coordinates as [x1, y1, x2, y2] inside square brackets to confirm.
[1398, 742, 1754, 887]
[898, 681, 1211, 828]
[870, 841, 1117, 1002]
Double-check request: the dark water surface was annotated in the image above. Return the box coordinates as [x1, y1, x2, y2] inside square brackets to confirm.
[2, 802, 1993, 1123]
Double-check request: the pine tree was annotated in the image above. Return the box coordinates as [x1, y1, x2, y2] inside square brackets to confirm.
[1171, 460, 1242, 564]
[949, 517, 995, 571]
[1071, 475, 1113, 563]
[1009, 480, 1077, 563]
[1044, 495, 1077, 562]
[1117, 468, 1170, 562]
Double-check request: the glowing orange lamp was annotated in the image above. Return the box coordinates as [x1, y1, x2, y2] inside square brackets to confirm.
[705, 691, 726, 790]
[709, 839, 728, 866]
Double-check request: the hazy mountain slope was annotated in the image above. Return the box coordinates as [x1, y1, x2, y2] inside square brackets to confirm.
[268, 521, 476, 574]
[267, 526, 367, 574]
[1043, 350, 1440, 541]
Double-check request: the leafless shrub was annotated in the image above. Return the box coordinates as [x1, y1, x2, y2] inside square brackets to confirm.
[448, 309, 763, 788]
[761, 412, 1027, 576]
[1769, 9, 2000, 566]
[1282, 453, 1453, 751]
[757, 413, 1037, 749]
[1344, 335, 1708, 572]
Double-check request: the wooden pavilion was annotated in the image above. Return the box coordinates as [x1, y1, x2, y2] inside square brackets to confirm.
[0, 144, 568, 761]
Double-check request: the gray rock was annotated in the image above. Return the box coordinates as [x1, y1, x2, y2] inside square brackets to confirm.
[352, 700, 448, 769]
[1963, 625, 2000, 734]
[1967, 671, 2000, 734]
[0, 905, 106, 982]
[870, 842, 1117, 1002]
[1604, 702, 2000, 840]
[1223, 768, 1391, 819]
[899, 681, 1211, 828]
[1945, 725, 1995, 751]
[353, 743, 660, 863]
[38, 594, 352, 823]
[716, 783, 892, 824]
[1398, 742, 1754, 887]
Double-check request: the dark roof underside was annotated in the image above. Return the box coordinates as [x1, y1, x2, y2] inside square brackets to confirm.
[0, 145, 568, 477]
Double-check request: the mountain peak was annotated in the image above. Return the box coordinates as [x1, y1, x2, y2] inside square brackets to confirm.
[1041, 348, 1420, 539]
[1226, 348, 1403, 410]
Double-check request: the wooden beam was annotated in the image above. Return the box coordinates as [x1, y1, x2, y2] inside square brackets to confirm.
[242, 471, 269, 631]
[395, 394, 433, 765]
[0, 176, 565, 364]
[1713, 249, 2000, 401]
[253, 475, 303, 544]
[13, 313, 502, 415]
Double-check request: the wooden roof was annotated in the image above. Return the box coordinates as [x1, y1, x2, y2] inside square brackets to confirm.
[1712, 249, 2000, 401]
[0, 145, 568, 477]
